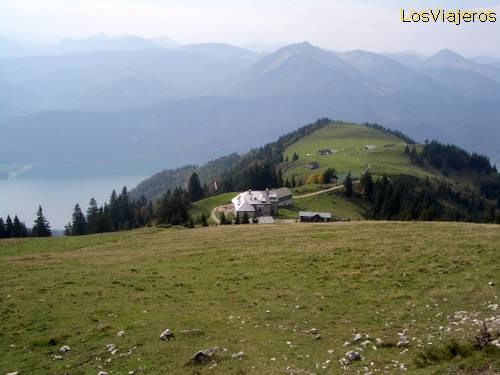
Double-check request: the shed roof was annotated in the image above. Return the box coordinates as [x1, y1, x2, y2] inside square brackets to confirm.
[273, 187, 292, 199]
[299, 211, 332, 219]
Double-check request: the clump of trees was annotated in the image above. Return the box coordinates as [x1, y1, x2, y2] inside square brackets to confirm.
[306, 168, 338, 185]
[0, 215, 28, 238]
[365, 175, 500, 223]
[408, 140, 496, 175]
[0, 206, 51, 238]
[156, 187, 191, 226]
[65, 187, 154, 236]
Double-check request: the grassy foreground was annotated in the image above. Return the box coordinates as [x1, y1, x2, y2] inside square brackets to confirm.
[0, 222, 499, 374]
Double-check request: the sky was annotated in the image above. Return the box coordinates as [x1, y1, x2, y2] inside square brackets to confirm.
[1, 0, 500, 56]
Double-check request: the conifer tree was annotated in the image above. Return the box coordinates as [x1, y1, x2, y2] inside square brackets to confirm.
[32, 206, 51, 237]
[0, 217, 6, 238]
[344, 172, 353, 197]
[12, 215, 23, 237]
[277, 169, 284, 187]
[360, 170, 374, 200]
[5, 215, 13, 238]
[188, 172, 204, 202]
[70, 204, 87, 236]
[86, 198, 99, 234]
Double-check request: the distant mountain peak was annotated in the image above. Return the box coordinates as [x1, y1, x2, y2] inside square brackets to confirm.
[424, 49, 468, 67]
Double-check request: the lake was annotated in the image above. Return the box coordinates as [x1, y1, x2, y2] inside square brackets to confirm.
[0, 175, 147, 230]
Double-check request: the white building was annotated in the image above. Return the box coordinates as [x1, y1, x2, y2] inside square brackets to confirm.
[232, 187, 293, 218]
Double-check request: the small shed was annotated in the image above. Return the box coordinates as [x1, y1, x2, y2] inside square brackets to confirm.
[257, 216, 275, 224]
[299, 211, 332, 222]
[305, 161, 320, 169]
[318, 149, 333, 156]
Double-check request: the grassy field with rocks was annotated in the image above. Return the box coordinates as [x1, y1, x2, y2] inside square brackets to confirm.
[1, 222, 499, 374]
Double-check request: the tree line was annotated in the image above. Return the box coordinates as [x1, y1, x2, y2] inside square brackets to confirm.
[66, 172, 208, 236]
[351, 170, 500, 223]
[0, 206, 52, 238]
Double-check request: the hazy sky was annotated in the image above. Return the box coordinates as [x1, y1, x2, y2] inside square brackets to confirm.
[2, 0, 500, 56]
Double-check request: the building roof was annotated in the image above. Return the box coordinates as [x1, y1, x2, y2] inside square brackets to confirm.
[272, 187, 292, 199]
[299, 211, 332, 219]
[232, 190, 271, 212]
[232, 188, 291, 212]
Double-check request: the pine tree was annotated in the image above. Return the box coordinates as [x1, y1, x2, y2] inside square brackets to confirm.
[200, 213, 208, 227]
[86, 198, 99, 234]
[291, 175, 297, 188]
[109, 190, 119, 230]
[12, 216, 23, 237]
[292, 152, 299, 161]
[323, 168, 337, 184]
[234, 215, 240, 225]
[344, 172, 353, 197]
[5, 215, 13, 238]
[32, 206, 51, 237]
[188, 172, 204, 202]
[404, 144, 410, 155]
[70, 204, 87, 236]
[187, 217, 195, 228]
[0, 217, 6, 238]
[277, 169, 284, 187]
[360, 170, 374, 200]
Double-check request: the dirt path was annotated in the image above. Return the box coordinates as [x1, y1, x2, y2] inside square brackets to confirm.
[210, 207, 220, 224]
[293, 184, 344, 199]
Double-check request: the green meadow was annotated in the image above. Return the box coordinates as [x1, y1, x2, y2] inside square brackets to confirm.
[1, 222, 499, 374]
[284, 123, 433, 182]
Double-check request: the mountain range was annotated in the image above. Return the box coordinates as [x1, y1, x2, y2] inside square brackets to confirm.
[1, 38, 499, 178]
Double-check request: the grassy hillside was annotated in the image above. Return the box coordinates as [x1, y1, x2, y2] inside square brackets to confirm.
[284, 123, 433, 182]
[1, 222, 499, 374]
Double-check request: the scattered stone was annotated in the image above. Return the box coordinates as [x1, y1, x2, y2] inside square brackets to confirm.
[160, 328, 173, 341]
[53, 354, 63, 361]
[309, 328, 319, 335]
[488, 281, 495, 287]
[6, 373, 18, 375]
[117, 330, 126, 337]
[231, 351, 245, 360]
[339, 350, 362, 366]
[491, 339, 500, 348]
[353, 333, 362, 342]
[397, 330, 410, 347]
[60, 345, 71, 353]
[190, 348, 216, 364]
[361, 340, 371, 348]
[98, 372, 108, 375]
